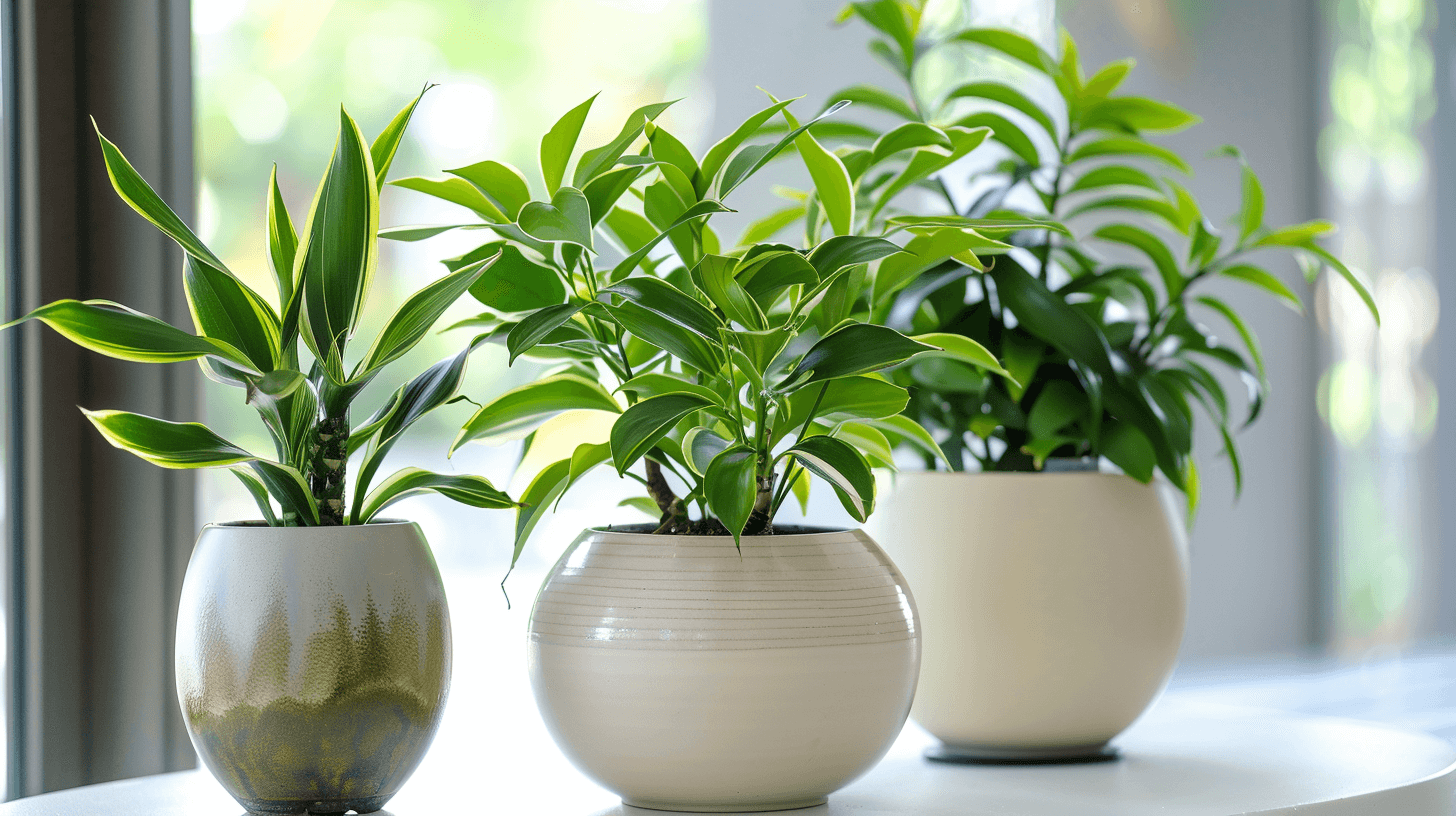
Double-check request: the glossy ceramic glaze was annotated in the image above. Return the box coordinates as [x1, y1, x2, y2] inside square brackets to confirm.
[528, 526, 920, 812]
[870, 471, 1189, 760]
[175, 521, 451, 815]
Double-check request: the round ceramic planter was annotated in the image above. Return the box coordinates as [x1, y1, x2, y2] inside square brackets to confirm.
[527, 526, 920, 813]
[869, 471, 1188, 762]
[175, 520, 451, 815]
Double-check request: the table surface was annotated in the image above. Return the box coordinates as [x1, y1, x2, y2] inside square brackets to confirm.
[4, 695, 1453, 816]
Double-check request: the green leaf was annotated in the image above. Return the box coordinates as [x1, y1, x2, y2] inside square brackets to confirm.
[705, 446, 758, 544]
[231, 467, 279, 525]
[556, 442, 614, 511]
[647, 123, 700, 182]
[604, 300, 724, 374]
[359, 253, 494, 374]
[1028, 379, 1087, 438]
[684, 426, 734, 476]
[987, 262, 1114, 377]
[692, 255, 765, 330]
[359, 467, 516, 524]
[873, 227, 987, 306]
[697, 98, 799, 197]
[807, 235, 904, 277]
[389, 177, 506, 222]
[369, 84, 431, 191]
[781, 324, 936, 389]
[782, 377, 909, 436]
[513, 458, 571, 567]
[737, 250, 819, 308]
[1238, 163, 1264, 244]
[619, 378, 725, 418]
[864, 414, 949, 467]
[93, 121, 226, 268]
[1218, 264, 1302, 312]
[1067, 136, 1192, 174]
[182, 256, 280, 373]
[462, 243, 568, 313]
[1065, 164, 1162, 194]
[1301, 245, 1379, 325]
[82, 408, 254, 467]
[540, 93, 598, 195]
[452, 373, 620, 452]
[582, 166, 645, 227]
[506, 303, 588, 364]
[1220, 425, 1244, 497]
[1092, 224, 1183, 298]
[870, 123, 953, 164]
[726, 326, 794, 381]
[599, 276, 724, 339]
[1100, 419, 1156, 482]
[846, 1, 916, 72]
[718, 100, 851, 197]
[910, 332, 1014, 381]
[573, 100, 677, 188]
[951, 112, 1035, 165]
[943, 82, 1058, 139]
[1066, 195, 1186, 233]
[780, 435, 875, 521]
[4, 299, 255, 370]
[1080, 97, 1200, 132]
[1195, 295, 1266, 381]
[951, 28, 1057, 74]
[874, 125, 994, 216]
[266, 165, 299, 309]
[609, 200, 734, 280]
[518, 186, 594, 250]
[618, 496, 661, 517]
[836, 421, 895, 469]
[1082, 58, 1135, 98]
[244, 460, 320, 525]
[448, 159, 533, 221]
[610, 393, 716, 475]
[822, 83, 918, 120]
[297, 108, 379, 363]
[1255, 220, 1337, 247]
[794, 128, 855, 235]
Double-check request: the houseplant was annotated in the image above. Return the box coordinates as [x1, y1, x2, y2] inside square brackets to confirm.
[4, 88, 516, 814]
[390, 92, 1018, 810]
[794, 3, 1382, 762]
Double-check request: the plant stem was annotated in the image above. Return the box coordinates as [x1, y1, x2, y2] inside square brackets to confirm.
[307, 408, 349, 526]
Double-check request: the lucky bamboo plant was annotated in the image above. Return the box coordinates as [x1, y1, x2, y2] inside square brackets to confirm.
[777, 1, 1379, 500]
[3, 87, 516, 526]
[388, 93, 1017, 560]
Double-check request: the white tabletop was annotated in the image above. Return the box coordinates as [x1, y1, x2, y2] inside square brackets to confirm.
[3, 695, 1452, 816]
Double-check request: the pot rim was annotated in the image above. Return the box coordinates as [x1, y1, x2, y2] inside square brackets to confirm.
[585, 523, 856, 542]
[201, 518, 418, 531]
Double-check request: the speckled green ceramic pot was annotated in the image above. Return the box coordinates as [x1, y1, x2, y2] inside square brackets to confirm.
[175, 520, 451, 815]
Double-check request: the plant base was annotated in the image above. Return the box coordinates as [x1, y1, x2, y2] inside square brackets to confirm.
[924, 742, 1120, 765]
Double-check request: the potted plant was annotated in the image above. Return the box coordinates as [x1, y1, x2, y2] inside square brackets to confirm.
[4, 88, 517, 814]
[786, 3, 1382, 762]
[389, 91, 1016, 810]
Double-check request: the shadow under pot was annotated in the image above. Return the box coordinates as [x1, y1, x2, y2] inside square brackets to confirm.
[174, 520, 451, 815]
[527, 525, 921, 813]
[869, 470, 1189, 763]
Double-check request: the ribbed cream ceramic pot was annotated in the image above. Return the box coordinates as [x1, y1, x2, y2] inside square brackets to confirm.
[175, 521, 451, 815]
[869, 471, 1188, 762]
[527, 526, 920, 812]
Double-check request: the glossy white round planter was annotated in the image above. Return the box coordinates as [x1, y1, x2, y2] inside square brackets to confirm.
[869, 471, 1188, 761]
[175, 521, 451, 815]
[527, 526, 920, 812]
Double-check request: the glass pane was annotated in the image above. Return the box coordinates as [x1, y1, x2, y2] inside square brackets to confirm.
[192, 1, 706, 802]
[1318, 0, 1438, 649]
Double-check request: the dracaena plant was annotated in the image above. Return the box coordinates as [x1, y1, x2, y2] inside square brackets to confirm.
[388, 93, 1009, 562]
[778, 2, 1379, 502]
[3, 88, 517, 526]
